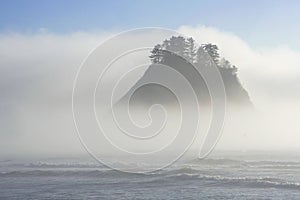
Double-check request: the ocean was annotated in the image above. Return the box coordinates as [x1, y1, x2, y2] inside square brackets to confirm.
[1, 152, 300, 199]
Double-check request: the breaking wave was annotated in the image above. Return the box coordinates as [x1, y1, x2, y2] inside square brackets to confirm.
[1, 159, 300, 190]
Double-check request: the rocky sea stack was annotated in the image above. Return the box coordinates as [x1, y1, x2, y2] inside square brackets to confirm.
[117, 36, 252, 109]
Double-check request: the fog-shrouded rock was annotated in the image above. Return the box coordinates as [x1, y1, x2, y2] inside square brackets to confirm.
[110, 36, 253, 159]
[117, 36, 252, 109]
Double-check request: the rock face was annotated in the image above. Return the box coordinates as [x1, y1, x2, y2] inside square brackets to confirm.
[112, 37, 252, 158]
[116, 37, 252, 109]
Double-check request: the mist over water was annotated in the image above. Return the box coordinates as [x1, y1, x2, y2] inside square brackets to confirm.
[1, 0, 300, 198]
[0, 27, 299, 162]
[0, 27, 300, 200]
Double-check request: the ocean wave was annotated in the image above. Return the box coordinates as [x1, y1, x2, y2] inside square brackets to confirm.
[189, 158, 300, 169]
[0, 169, 110, 177]
[159, 168, 300, 190]
[4, 158, 300, 171]
[197, 174, 300, 190]
[1, 166, 299, 190]
[23, 161, 103, 168]
[246, 161, 300, 169]
[189, 158, 247, 165]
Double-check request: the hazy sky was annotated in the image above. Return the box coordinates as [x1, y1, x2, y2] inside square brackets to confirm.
[1, 0, 300, 50]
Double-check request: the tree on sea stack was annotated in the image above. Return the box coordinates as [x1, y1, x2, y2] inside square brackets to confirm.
[186, 37, 197, 63]
[202, 43, 220, 65]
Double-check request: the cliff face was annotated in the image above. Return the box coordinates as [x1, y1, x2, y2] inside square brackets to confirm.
[218, 67, 251, 106]
[117, 50, 252, 109]
[112, 39, 252, 157]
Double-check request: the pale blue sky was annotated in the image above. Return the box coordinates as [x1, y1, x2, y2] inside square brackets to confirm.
[1, 0, 300, 50]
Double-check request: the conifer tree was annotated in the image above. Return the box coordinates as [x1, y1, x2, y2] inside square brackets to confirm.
[202, 43, 220, 65]
[186, 37, 197, 63]
[149, 44, 163, 63]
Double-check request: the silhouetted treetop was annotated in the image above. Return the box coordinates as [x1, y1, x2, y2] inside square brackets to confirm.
[149, 44, 163, 63]
[149, 35, 238, 75]
[186, 37, 197, 63]
[202, 43, 220, 65]
[146, 35, 251, 106]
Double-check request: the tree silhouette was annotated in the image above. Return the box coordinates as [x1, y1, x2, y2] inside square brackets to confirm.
[149, 36, 237, 77]
[163, 36, 187, 57]
[202, 43, 220, 65]
[220, 58, 231, 68]
[186, 37, 197, 63]
[149, 44, 163, 63]
[147, 35, 251, 106]
[196, 46, 212, 66]
[219, 58, 238, 75]
[150, 36, 189, 64]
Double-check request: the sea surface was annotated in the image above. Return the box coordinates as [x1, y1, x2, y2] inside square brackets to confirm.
[1, 152, 300, 199]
